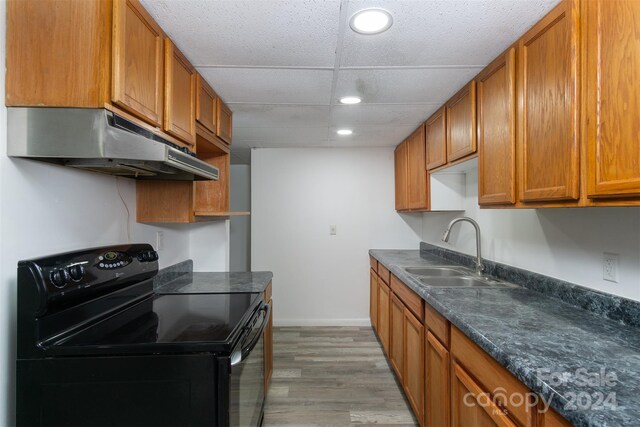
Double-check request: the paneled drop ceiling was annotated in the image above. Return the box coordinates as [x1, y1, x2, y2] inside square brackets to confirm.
[141, 0, 560, 164]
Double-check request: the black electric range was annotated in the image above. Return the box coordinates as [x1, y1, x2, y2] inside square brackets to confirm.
[16, 244, 268, 427]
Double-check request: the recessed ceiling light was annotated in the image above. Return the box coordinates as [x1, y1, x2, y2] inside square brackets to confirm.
[337, 129, 353, 136]
[350, 8, 393, 35]
[339, 96, 362, 105]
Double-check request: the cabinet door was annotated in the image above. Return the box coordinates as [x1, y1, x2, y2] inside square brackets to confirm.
[370, 269, 378, 332]
[112, 0, 164, 127]
[425, 332, 450, 427]
[404, 309, 424, 423]
[447, 81, 477, 162]
[217, 98, 233, 144]
[478, 48, 517, 206]
[518, 0, 580, 203]
[264, 298, 273, 392]
[377, 281, 391, 355]
[164, 39, 196, 146]
[6, 0, 111, 107]
[407, 125, 429, 210]
[451, 362, 517, 427]
[585, 0, 640, 198]
[389, 294, 405, 381]
[538, 407, 572, 427]
[196, 74, 218, 134]
[394, 141, 409, 211]
[426, 108, 447, 170]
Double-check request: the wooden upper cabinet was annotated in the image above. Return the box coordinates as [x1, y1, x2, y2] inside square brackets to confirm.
[6, 0, 111, 107]
[426, 107, 447, 170]
[446, 81, 477, 162]
[217, 98, 233, 145]
[196, 74, 218, 135]
[517, 0, 580, 203]
[394, 141, 410, 211]
[407, 125, 429, 210]
[585, 0, 640, 199]
[478, 48, 517, 206]
[164, 40, 197, 146]
[112, 0, 164, 127]
[194, 152, 230, 212]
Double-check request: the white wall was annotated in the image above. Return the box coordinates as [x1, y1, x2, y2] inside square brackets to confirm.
[230, 165, 251, 271]
[251, 148, 422, 326]
[422, 167, 640, 301]
[0, 6, 227, 423]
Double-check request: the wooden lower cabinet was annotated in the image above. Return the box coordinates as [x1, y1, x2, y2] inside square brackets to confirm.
[366, 261, 573, 427]
[404, 309, 425, 424]
[377, 280, 391, 355]
[451, 361, 517, 427]
[370, 269, 379, 332]
[451, 327, 535, 427]
[426, 332, 450, 427]
[263, 282, 273, 393]
[538, 407, 573, 427]
[390, 294, 405, 380]
[264, 297, 273, 392]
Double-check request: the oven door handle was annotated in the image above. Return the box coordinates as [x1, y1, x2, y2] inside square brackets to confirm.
[230, 303, 271, 367]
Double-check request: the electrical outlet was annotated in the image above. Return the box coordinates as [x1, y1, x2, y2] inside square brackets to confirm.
[156, 231, 164, 251]
[603, 253, 619, 283]
[329, 225, 337, 236]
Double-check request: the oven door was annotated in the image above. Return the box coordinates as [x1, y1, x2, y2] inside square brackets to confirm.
[229, 302, 270, 427]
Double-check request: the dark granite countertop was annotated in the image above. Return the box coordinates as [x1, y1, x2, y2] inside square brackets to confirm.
[155, 271, 273, 294]
[370, 249, 640, 427]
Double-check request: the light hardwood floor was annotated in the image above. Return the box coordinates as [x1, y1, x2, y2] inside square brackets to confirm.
[263, 326, 418, 427]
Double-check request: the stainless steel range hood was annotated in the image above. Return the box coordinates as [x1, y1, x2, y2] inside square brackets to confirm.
[7, 108, 219, 181]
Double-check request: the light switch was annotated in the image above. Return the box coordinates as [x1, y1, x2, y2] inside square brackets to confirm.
[329, 225, 337, 235]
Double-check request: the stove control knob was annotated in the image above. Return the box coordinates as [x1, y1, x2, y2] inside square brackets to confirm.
[138, 250, 159, 262]
[50, 269, 69, 288]
[68, 265, 85, 281]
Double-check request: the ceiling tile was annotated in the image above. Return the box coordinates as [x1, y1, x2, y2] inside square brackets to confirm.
[141, 0, 341, 67]
[335, 68, 479, 105]
[341, 0, 560, 67]
[233, 127, 329, 146]
[198, 68, 334, 104]
[330, 104, 439, 127]
[328, 125, 417, 147]
[230, 105, 331, 128]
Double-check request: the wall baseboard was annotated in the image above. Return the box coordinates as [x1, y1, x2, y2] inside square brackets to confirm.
[273, 318, 371, 327]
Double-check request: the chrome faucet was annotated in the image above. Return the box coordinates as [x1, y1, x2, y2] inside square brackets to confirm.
[441, 217, 484, 276]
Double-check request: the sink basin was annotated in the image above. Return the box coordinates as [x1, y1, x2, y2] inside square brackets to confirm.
[419, 276, 518, 289]
[403, 267, 470, 277]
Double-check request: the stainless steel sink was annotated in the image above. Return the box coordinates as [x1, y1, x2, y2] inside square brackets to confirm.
[403, 267, 470, 277]
[418, 276, 518, 289]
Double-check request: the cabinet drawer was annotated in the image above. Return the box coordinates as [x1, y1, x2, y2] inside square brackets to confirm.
[370, 256, 378, 272]
[390, 275, 424, 322]
[451, 326, 535, 427]
[425, 303, 450, 348]
[378, 263, 391, 285]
